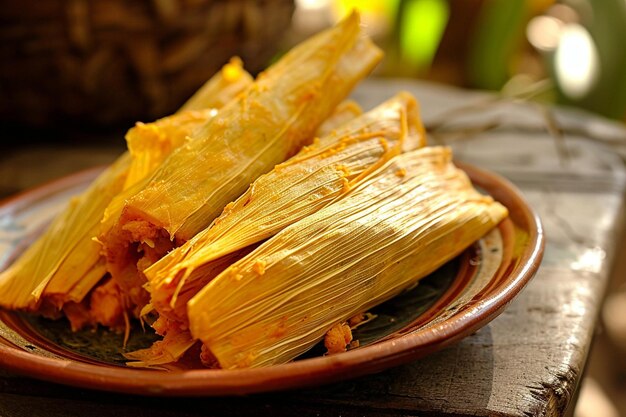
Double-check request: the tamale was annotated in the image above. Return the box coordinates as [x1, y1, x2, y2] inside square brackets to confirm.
[102, 12, 383, 314]
[53, 62, 251, 312]
[102, 96, 360, 239]
[0, 60, 252, 314]
[124, 92, 423, 368]
[144, 92, 424, 325]
[187, 146, 508, 369]
[126, 95, 418, 366]
[115, 12, 381, 241]
[0, 153, 130, 311]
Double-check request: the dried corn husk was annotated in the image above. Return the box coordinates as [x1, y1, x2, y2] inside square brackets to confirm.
[179, 57, 252, 113]
[0, 60, 252, 312]
[144, 92, 424, 325]
[124, 247, 253, 367]
[123, 325, 196, 369]
[187, 146, 508, 369]
[102, 12, 383, 312]
[0, 153, 130, 310]
[123, 58, 253, 189]
[315, 100, 363, 137]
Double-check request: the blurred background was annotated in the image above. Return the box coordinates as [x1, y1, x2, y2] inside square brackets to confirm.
[2, 0, 625, 129]
[1, 0, 626, 415]
[289, 0, 626, 122]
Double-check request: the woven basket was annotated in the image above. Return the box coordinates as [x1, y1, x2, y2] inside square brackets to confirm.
[0, 0, 294, 127]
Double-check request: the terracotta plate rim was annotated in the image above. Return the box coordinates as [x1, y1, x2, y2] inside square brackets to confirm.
[0, 162, 545, 396]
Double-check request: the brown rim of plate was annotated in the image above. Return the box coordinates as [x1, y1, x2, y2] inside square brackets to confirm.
[0, 162, 545, 396]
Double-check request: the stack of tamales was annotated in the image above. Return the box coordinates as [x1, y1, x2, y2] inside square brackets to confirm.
[0, 13, 508, 369]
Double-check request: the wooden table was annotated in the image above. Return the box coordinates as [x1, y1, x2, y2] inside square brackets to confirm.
[1, 79, 626, 417]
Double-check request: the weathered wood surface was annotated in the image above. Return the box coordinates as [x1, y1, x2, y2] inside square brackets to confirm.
[1, 79, 626, 417]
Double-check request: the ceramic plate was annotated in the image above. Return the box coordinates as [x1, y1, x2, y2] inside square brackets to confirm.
[0, 163, 544, 396]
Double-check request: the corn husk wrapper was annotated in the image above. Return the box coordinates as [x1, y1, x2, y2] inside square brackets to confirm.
[0, 61, 252, 311]
[187, 146, 509, 369]
[0, 153, 130, 310]
[315, 100, 363, 137]
[123, 58, 253, 189]
[109, 12, 382, 242]
[179, 57, 252, 113]
[123, 324, 196, 370]
[124, 248, 252, 368]
[144, 92, 424, 325]
[102, 12, 383, 312]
